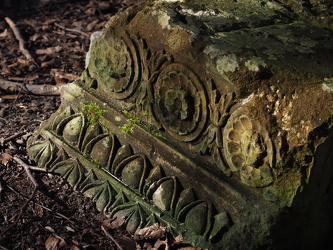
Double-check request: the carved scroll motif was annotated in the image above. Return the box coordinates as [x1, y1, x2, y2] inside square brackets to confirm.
[27, 106, 232, 244]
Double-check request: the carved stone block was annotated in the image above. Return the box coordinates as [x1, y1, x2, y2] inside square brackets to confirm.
[27, 0, 333, 248]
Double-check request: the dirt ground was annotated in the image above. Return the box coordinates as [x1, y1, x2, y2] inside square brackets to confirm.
[0, 1, 184, 249]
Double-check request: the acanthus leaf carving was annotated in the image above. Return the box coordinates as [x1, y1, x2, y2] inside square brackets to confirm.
[135, 37, 172, 125]
[197, 80, 236, 176]
[51, 159, 85, 190]
[26, 104, 233, 245]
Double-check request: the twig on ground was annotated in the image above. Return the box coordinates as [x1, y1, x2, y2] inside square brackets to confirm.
[27, 166, 49, 172]
[7, 186, 71, 222]
[13, 156, 39, 187]
[0, 78, 63, 95]
[0, 156, 40, 236]
[0, 179, 3, 202]
[101, 225, 125, 250]
[0, 132, 25, 147]
[54, 22, 89, 37]
[4, 17, 34, 61]
[0, 245, 10, 250]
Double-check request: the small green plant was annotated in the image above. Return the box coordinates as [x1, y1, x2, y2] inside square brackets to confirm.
[82, 103, 106, 127]
[81, 152, 101, 167]
[120, 111, 140, 134]
[120, 111, 165, 138]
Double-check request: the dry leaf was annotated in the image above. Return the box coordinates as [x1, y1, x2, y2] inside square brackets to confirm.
[174, 234, 184, 243]
[8, 75, 39, 81]
[17, 58, 30, 65]
[41, 58, 59, 68]
[98, 2, 110, 10]
[45, 18, 57, 25]
[140, 242, 159, 250]
[0, 153, 12, 166]
[103, 216, 126, 229]
[66, 226, 75, 232]
[54, 77, 66, 85]
[178, 248, 202, 250]
[0, 29, 9, 38]
[154, 238, 168, 249]
[45, 226, 55, 233]
[86, 20, 99, 32]
[70, 246, 80, 250]
[0, 95, 19, 100]
[33, 203, 44, 217]
[30, 33, 41, 42]
[51, 69, 79, 81]
[36, 46, 62, 55]
[22, 132, 32, 141]
[45, 234, 68, 250]
[134, 223, 166, 240]
[116, 235, 136, 249]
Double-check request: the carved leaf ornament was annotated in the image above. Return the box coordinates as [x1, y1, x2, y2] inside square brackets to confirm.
[27, 106, 232, 245]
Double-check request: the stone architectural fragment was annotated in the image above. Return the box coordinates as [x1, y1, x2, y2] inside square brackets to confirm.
[27, 0, 333, 249]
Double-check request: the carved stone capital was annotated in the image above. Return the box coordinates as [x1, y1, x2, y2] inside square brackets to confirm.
[28, 0, 333, 248]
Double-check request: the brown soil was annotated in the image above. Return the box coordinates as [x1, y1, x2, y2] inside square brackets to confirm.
[0, 1, 169, 249]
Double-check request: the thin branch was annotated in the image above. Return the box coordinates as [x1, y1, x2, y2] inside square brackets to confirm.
[7, 186, 71, 222]
[13, 156, 39, 187]
[0, 78, 63, 95]
[0, 179, 3, 202]
[54, 22, 89, 37]
[27, 166, 49, 172]
[4, 17, 33, 61]
[0, 132, 25, 147]
[0, 245, 9, 250]
[101, 225, 125, 250]
[0, 156, 40, 236]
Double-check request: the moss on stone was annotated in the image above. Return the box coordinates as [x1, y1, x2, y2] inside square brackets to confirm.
[82, 103, 106, 128]
[120, 111, 165, 138]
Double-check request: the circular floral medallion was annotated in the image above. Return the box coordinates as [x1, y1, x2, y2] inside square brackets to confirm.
[153, 64, 207, 142]
[223, 108, 275, 187]
[88, 31, 140, 99]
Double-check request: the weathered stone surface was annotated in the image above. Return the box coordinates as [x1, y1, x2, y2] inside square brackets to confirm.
[27, 0, 333, 249]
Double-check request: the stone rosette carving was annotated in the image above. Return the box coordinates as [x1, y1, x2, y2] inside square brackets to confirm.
[153, 64, 207, 142]
[223, 107, 275, 187]
[27, 104, 232, 246]
[88, 31, 140, 99]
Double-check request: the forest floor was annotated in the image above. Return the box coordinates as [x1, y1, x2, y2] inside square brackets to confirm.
[0, 1, 192, 249]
